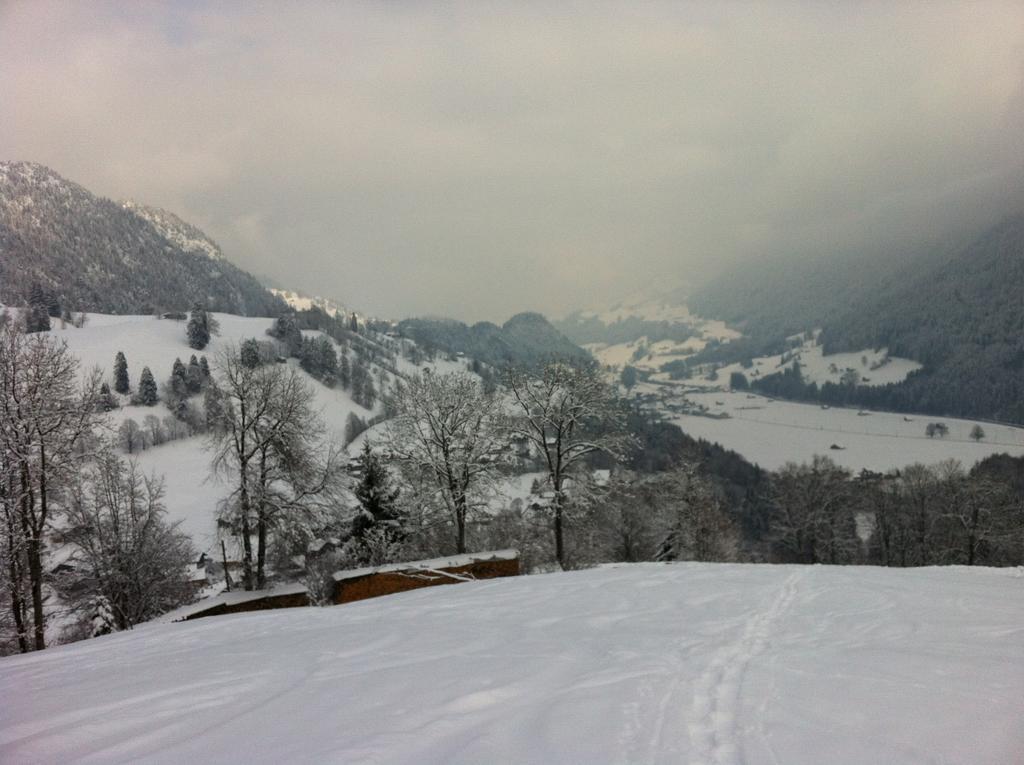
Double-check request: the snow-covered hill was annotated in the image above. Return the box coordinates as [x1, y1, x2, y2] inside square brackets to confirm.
[1, 563, 1020, 764]
[47, 311, 468, 556]
[679, 332, 923, 390]
[120, 200, 222, 260]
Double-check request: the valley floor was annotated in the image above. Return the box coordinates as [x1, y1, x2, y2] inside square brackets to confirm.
[659, 389, 1024, 472]
[1, 563, 1021, 764]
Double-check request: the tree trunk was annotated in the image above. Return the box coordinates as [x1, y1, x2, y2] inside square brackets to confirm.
[239, 488, 254, 591]
[18, 462, 45, 651]
[967, 503, 979, 566]
[256, 452, 269, 589]
[553, 490, 565, 569]
[3, 491, 29, 653]
[32, 443, 48, 650]
[256, 510, 267, 590]
[4, 537, 28, 653]
[454, 491, 467, 554]
[26, 534, 44, 650]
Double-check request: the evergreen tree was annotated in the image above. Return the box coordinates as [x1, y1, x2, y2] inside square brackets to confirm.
[113, 351, 130, 394]
[267, 312, 302, 356]
[729, 371, 749, 390]
[344, 412, 368, 446]
[240, 338, 261, 369]
[351, 442, 402, 543]
[317, 336, 338, 380]
[299, 336, 320, 376]
[349, 313, 359, 333]
[96, 382, 119, 412]
[168, 357, 187, 400]
[186, 304, 218, 350]
[186, 355, 203, 393]
[137, 366, 159, 406]
[362, 374, 377, 409]
[26, 283, 51, 333]
[199, 355, 211, 379]
[351, 359, 365, 404]
[620, 365, 639, 390]
[203, 384, 225, 431]
[46, 291, 62, 319]
[338, 352, 351, 389]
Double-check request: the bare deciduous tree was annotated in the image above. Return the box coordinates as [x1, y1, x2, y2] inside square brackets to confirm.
[209, 345, 342, 590]
[656, 465, 740, 563]
[506, 362, 632, 568]
[771, 456, 857, 564]
[0, 324, 99, 650]
[57, 450, 193, 633]
[386, 371, 505, 554]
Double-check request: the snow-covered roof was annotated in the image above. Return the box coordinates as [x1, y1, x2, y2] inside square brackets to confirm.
[332, 549, 518, 583]
[158, 582, 310, 623]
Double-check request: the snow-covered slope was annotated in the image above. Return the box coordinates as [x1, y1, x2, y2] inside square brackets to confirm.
[270, 288, 351, 320]
[48, 313, 392, 554]
[1, 563, 1021, 764]
[585, 279, 693, 324]
[680, 333, 923, 390]
[47, 311, 486, 555]
[50, 312, 378, 437]
[120, 200, 222, 260]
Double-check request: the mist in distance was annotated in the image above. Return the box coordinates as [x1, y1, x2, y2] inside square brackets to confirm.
[3, 1, 1023, 321]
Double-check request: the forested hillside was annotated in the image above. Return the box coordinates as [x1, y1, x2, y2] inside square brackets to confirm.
[397, 312, 589, 367]
[0, 162, 283, 316]
[691, 216, 1024, 423]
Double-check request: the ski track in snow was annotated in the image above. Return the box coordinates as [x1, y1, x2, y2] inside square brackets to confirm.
[686, 570, 804, 765]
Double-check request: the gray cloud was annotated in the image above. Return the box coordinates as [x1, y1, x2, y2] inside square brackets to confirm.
[3, 1, 1023, 321]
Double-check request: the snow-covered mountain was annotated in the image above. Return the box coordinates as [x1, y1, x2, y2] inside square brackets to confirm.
[553, 276, 741, 370]
[576, 274, 693, 324]
[120, 200, 222, 261]
[270, 288, 351, 320]
[0, 161, 282, 316]
[2, 562, 1020, 763]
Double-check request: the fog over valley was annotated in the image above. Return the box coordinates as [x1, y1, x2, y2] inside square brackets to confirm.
[2, 1, 1023, 320]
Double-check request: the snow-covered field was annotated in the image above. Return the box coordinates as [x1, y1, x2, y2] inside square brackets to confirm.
[667, 390, 1024, 472]
[1, 563, 1021, 764]
[685, 341, 922, 390]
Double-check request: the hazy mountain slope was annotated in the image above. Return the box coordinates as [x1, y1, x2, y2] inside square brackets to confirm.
[689, 245, 940, 348]
[0, 162, 283, 316]
[1, 564, 1020, 763]
[553, 278, 697, 346]
[690, 215, 1024, 423]
[813, 214, 1024, 422]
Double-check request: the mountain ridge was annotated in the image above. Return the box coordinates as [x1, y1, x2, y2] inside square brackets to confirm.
[0, 161, 283, 316]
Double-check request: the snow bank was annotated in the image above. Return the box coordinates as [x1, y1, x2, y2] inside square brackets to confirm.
[1, 563, 1021, 764]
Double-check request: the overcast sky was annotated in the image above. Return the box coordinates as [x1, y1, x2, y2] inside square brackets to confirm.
[3, 2, 1023, 321]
